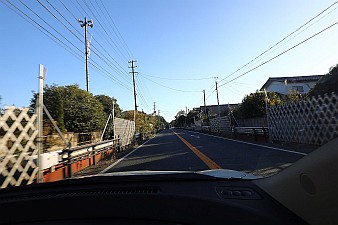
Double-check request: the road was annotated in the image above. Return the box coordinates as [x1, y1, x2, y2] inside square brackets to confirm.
[103, 128, 307, 177]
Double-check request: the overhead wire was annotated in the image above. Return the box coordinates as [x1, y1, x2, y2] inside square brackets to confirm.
[218, 20, 338, 88]
[1, 0, 84, 61]
[81, 0, 130, 63]
[135, 75, 154, 109]
[58, 0, 78, 21]
[139, 73, 214, 81]
[135, 84, 151, 111]
[45, 0, 84, 38]
[218, 0, 338, 84]
[238, 3, 338, 73]
[140, 74, 201, 93]
[88, 0, 132, 61]
[36, 0, 83, 43]
[19, 0, 83, 54]
[36, 0, 132, 88]
[98, 0, 135, 60]
[136, 73, 155, 103]
[5, 0, 132, 91]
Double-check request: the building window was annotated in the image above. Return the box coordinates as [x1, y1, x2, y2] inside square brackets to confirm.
[292, 86, 304, 92]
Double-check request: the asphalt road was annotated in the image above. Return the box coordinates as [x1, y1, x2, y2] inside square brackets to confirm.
[103, 128, 308, 177]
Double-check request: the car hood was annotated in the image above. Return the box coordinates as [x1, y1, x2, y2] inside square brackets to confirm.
[89, 169, 260, 180]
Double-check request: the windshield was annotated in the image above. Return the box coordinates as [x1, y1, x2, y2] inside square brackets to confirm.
[0, 0, 337, 188]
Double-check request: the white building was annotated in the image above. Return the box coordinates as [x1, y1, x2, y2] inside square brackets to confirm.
[260, 75, 323, 95]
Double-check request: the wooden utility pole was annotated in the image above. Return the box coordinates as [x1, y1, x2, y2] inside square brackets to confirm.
[214, 77, 220, 119]
[203, 89, 207, 117]
[129, 60, 138, 131]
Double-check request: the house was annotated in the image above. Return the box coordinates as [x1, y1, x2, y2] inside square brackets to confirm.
[194, 104, 239, 119]
[260, 75, 323, 95]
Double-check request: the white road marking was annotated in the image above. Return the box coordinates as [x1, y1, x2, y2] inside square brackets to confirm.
[190, 134, 200, 138]
[100, 133, 160, 173]
[187, 130, 308, 156]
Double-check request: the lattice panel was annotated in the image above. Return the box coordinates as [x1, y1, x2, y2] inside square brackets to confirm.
[114, 118, 135, 147]
[210, 116, 231, 134]
[0, 107, 39, 188]
[268, 93, 338, 145]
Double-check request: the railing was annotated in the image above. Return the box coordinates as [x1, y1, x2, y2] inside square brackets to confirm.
[233, 127, 269, 142]
[38, 138, 120, 182]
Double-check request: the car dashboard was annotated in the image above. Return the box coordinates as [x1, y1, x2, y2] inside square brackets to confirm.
[0, 173, 307, 225]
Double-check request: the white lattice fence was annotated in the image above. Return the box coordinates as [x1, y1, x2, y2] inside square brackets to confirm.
[210, 116, 231, 134]
[0, 107, 39, 188]
[269, 93, 338, 145]
[114, 118, 135, 147]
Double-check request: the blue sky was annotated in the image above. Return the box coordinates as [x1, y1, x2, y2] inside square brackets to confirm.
[1, 0, 338, 122]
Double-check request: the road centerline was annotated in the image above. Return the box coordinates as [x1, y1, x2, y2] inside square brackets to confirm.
[172, 131, 222, 170]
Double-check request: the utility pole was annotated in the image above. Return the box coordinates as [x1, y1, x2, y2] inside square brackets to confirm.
[158, 110, 161, 130]
[203, 89, 207, 117]
[263, 89, 271, 143]
[185, 106, 188, 127]
[129, 60, 138, 131]
[153, 102, 156, 116]
[214, 77, 221, 119]
[37, 64, 47, 183]
[215, 77, 221, 133]
[112, 98, 116, 139]
[78, 17, 93, 92]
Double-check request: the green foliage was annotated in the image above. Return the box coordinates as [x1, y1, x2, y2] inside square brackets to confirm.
[120, 110, 167, 133]
[186, 110, 198, 125]
[309, 64, 338, 97]
[95, 95, 122, 118]
[172, 115, 186, 127]
[61, 85, 106, 133]
[233, 91, 282, 119]
[283, 90, 307, 102]
[31, 84, 106, 133]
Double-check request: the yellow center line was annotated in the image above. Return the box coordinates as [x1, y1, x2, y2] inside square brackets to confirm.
[173, 131, 222, 170]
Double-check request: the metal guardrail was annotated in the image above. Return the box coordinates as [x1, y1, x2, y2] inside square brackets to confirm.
[233, 127, 269, 142]
[47, 138, 120, 179]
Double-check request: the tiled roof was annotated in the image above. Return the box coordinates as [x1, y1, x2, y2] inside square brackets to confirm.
[261, 75, 323, 90]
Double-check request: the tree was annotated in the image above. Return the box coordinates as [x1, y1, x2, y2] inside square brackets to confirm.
[95, 95, 122, 118]
[31, 84, 106, 133]
[120, 110, 167, 133]
[309, 64, 338, 97]
[186, 110, 199, 125]
[233, 91, 281, 119]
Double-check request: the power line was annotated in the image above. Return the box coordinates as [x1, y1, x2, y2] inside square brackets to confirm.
[89, 60, 132, 91]
[218, 20, 338, 88]
[58, 0, 78, 21]
[140, 74, 201, 93]
[136, 74, 155, 103]
[1, 0, 84, 61]
[135, 83, 151, 111]
[18, 0, 83, 54]
[82, 0, 130, 62]
[219, 0, 338, 84]
[56, 1, 132, 81]
[88, 0, 132, 60]
[139, 72, 213, 81]
[1, 0, 130, 90]
[98, 0, 134, 59]
[45, 0, 84, 39]
[44, 0, 131, 85]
